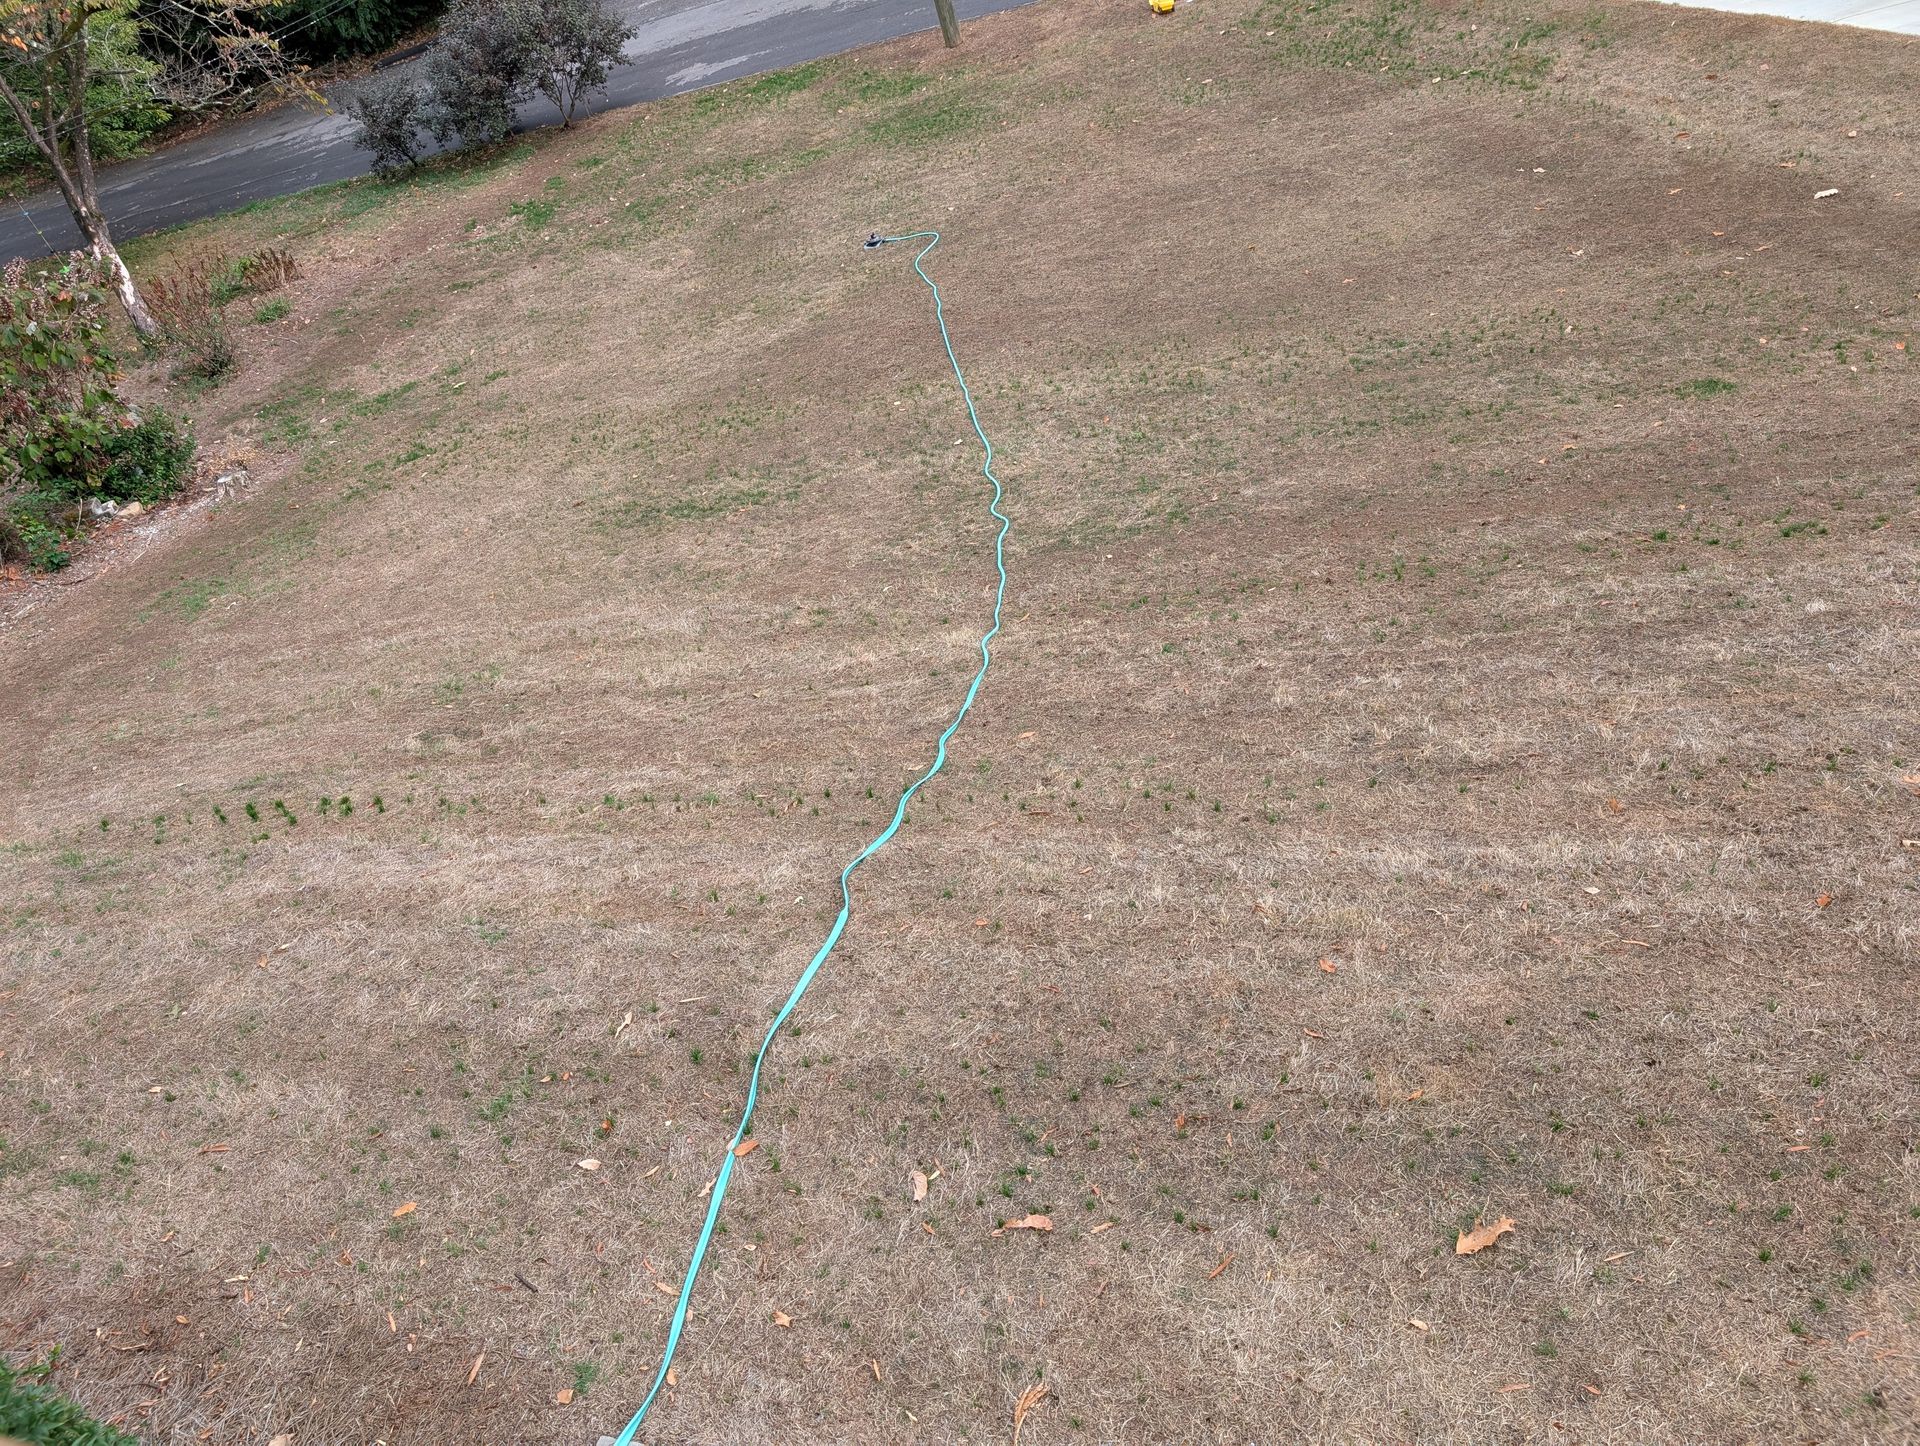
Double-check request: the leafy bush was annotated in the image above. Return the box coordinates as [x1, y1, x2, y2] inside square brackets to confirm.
[531, 0, 636, 125]
[426, 0, 543, 149]
[348, 0, 633, 167]
[0, 255, 121, 563]
[349, 70, 431, 176]
[1, 258, 195, 571]
[102, 409, 196, 504]
[0, 1353, 140, 1446]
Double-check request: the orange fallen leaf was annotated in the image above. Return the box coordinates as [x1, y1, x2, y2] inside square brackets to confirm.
[973, 917, 989, 927]
[386, 1311, 397, 1334]
[1016, 730, 1036, 741]
[555, 1388, 573, 1405]
[1814, 892, 1833, 908]
[921, 1221, 935, 1236]
[1785, 1145, 1811, 1153]
[1848, 1329, 1870, 1342]
[465, 1353, 482, 1386]
[772, 1310, 792, 1328]
[176, 1315, 190, 1326]
[912, 1170, 929, 1202]
[1406, 1089, 1424, 1101]
[997, 1214, 1053, 1235]
[1303, 1028, 1324, 1039]
[1456, 1216, 1516, 1255]
[1207, 1253, 1236, 1280]
[1497, 1382, 1530, 1393]
[732, 1139, 758, 1159]
[1318, 958, 1338, 974]
[1089, 1221, 1114, 1235]
[1012, 1381, 1050, 1446]
[654, 1280, 676, 1294]
[1582, 1383, 1602, 1396]
[665, 1365, 676, 1387]
[391, 1201, 417, 1219]
[868, 1359, 882, 1383]
[1605, 797, 1624, 814]
[198, 1143, 230, 1155]
[1407, 1317, 1429, 1332]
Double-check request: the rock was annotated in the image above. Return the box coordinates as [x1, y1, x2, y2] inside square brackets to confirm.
[119, 501, 144, 519]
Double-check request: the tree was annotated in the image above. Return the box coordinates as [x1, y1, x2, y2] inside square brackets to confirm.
[346, 67, 426, 176]
[530, 0, 631, 127]
[424, 0, 539, 149]
[0, 1, 297, 337]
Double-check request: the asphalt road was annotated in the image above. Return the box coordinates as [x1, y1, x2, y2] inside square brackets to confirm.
[1, 0, 1032, 261]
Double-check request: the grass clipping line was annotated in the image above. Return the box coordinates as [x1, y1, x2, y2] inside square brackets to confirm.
[613, 229, 1012, 1445]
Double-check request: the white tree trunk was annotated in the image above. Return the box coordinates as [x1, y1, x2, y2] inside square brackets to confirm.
[87, 232, 159, 340]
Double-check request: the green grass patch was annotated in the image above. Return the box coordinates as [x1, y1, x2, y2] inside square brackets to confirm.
[1678, 376, 1738, 398]
[847, 69, 932, 102]
[509, 197, 557, 228]
[864, 96, 993, 147]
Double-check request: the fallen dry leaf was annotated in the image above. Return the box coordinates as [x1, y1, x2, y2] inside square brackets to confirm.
[772, 1310, 792, 1328]
[654, 1280, 675, 1295]
[732, 1138, 759, 1159]
[1497, 1382, 1531, 1394]
[555, 1388, 573, 1405]
[1815, 892, 1833, 908]
[1207, 1253, 1236, 1280]
[268, 1436, 292, 1446]
[391, 1201, 417, 1219]
[997, 1214, 1053, 1235]
[1012, 1381, 1050, 1446]
[1406, 1089, 1424, 1101]
[1605, 797, 1624, 814]
[869, 1359, 882, 1383]
[1456, 1216, 1517, 1255]
[665, 1365, 676, 1386]
[1089, 1221, 1114, 1235]
[1318, 958, 1338, 974]
[465, 1353, 482, 1386]
[912, 1170, 929, 1202]
[577, 1158, 601, 1171]
[1408, 1317, 1429, 1332]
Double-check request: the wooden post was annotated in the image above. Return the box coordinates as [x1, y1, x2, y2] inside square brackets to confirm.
[934, 0, 959, 47]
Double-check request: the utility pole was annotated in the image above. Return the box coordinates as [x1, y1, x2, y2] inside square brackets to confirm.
[934, 0, 959, 47]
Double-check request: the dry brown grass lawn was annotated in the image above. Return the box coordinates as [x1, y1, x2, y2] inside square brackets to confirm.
[3, 0, 1918, 1440]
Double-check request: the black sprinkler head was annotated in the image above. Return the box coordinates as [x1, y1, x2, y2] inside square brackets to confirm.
[863, 232, 884, 249]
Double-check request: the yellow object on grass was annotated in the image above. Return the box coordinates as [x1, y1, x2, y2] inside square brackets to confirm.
[1150, 0, 1176, 12]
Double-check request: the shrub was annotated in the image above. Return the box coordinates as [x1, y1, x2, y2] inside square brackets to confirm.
[426, 0, 543, 149]
[531, 0, 635, 126]
[349, 70, 431, 176]
[1, 254, 121, 569]
[0, 259, 196, 571]
[406, 0, 631, 154]
[0, 1353, 140, 1446]
[144, 255, 236, 382]
[101, 409, 195, 505]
